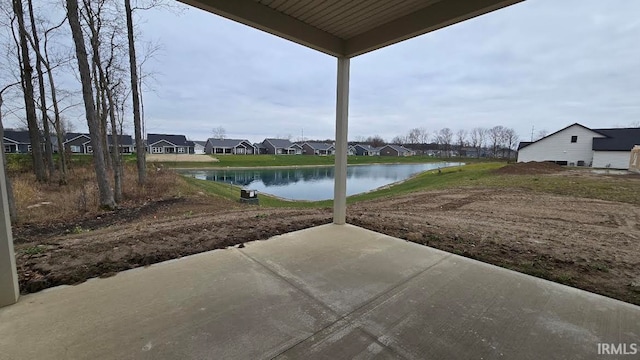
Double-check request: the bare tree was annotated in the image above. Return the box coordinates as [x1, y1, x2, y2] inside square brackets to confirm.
[455, 129, 467, 151]
[25, 0, 55, 178]
[124, 0, 144, 185]
[0, 82, 20, 221]
[437, 128, 453, 157]
[504, 127, 519, 159]
[535, 129, 548, 141]
[391, 135, 407, 145]
[66, 0, 115, 209]
[212, 126, 226, 139]
[470, 127, 486, 158]
[489, 125, 505, 158]
[365, 135, 385, 148]
[42, 16, 69, 184]
[12, 0, 47, 181]
[418, 127, 429, 144]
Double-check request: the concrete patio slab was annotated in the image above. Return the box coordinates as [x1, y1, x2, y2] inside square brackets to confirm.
[1, 224, 639, 359]
[240, 224, 450, 315]
[0, 247, 338, 360]
[279, 251, 640, 359]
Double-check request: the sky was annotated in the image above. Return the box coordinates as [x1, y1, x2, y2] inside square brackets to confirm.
[6, 0, 640, 145]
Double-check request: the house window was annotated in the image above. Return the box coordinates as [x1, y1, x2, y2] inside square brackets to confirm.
[87, 146, 93, 153]
[4, 145, 10, 153]
[571, 136, 578, 143]
[152, 147, 162, 153]
[70, 145, 81, 153]
[27, 145, 32, 152]
[177, 147, 185, 153]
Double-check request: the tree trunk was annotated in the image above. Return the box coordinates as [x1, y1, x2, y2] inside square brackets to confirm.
[44, 45, 67, 184]
[106, 88, 122, 203]
[12, 0, 47, 182]
[0, 93, 18, 222]
[124, 0, 146, 185]
[65, 0, 115, 210]
[26, 0, 55, 179]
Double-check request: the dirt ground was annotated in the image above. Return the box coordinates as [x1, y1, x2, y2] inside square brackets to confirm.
[12, 169, 640, 305]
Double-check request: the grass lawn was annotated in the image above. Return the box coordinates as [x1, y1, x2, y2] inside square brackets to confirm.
[187, 162, 640, 208]
[153, 154, 493, 169]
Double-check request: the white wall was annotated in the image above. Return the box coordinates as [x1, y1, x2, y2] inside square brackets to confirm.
[592, 151, 631, 169]
[194, 145, 205, 155]
[518, 125, 605, 165]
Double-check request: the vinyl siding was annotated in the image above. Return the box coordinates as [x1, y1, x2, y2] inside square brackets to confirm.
[517, 125, 605, 165]
[592, 151, 631, 169]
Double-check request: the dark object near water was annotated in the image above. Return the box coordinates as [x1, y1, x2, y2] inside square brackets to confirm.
[240, 189, 259, 205]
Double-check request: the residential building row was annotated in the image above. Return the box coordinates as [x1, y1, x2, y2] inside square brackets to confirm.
[3, 130, 416, 157]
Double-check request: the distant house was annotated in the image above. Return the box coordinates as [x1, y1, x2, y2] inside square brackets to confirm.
[254, 142, 268, 154]
[379, 144, 414, 157]
[63, 133, 134, 154]
[205, 138, 256, 155]
[348, 145, 356, 155]
[262, 138, 302, 155]
[4, 130, 35, 153]
[108, 135, 134, 154]
[291, 143, 304, 154]
[147, 134, 193, 154]
[517, 123, 640, 169]
[191, 141, 206, 155]
[64, 133, 92, 154]
[302, 142, 334, 155]
[353, 144, 379, 156]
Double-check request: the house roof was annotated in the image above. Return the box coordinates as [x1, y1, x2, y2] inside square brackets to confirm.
[4, 130, 32, 144]
[147, 134, 190, 147]
[383, 144, 412, 153]
[63, 133, 91, 144]
[264, 138, 294, 149]
[107, 135, 133, 146]
[181, 0, 522, 58]
[516, 123, 606, 150]
[207, 138, 253, 148]
[517, 142, 532, 150]
[304, 142, 333, 151]
[592, 128, 640, 151]
[192, 140, 207, 147]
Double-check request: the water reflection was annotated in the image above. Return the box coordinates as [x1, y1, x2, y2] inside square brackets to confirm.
[181, 162, 463, 201]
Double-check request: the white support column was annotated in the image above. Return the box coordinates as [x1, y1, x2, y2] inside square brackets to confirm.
[333, 57, 350, 225]
[0, 150, 19, 307]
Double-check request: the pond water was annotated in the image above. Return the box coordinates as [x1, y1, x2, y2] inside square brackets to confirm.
[182, 162, 463, 201]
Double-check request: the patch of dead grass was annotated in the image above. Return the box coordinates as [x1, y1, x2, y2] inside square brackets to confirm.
[11, 163, 194, 224]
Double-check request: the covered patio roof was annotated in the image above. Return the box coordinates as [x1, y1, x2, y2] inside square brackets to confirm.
[180, 0, 523, 57]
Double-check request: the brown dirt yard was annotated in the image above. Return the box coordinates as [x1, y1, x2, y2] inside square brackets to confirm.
[11, 168, 640, 306]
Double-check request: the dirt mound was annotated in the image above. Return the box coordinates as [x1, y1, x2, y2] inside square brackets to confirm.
[493, 161, 563, 175]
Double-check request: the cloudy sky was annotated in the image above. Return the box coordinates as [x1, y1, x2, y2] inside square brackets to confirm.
[8, 0, 639, 145]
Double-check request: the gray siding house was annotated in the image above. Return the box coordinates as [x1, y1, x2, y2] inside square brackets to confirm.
[64, 133, 92, 154]
[379, 144, 414, 157]
[262, 138, 302, 154]
[205, 138, 256, 155]
[4, 130, 35, 154]
[108, 135, 134, 154]
[302, 142, 334, 155]
[64, 133, 134, 154]
[147, 134, 194, 154]
[353, 144, 380, 156]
